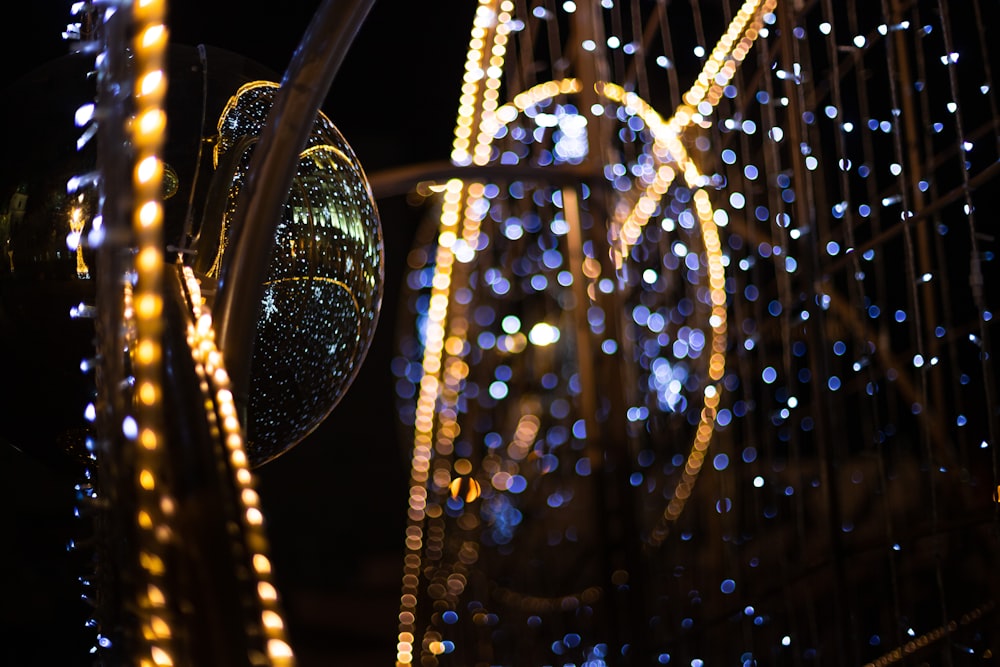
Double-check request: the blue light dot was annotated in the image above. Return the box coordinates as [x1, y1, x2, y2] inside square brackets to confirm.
[762, 367, 778, 384]
[720, 579, 736, 594]
[713, 453, 729, 470]
[508, 475, 527, 493]
[828, 376, 841, 391]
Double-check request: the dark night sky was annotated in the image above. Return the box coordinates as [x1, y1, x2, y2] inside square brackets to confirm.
[3, 2, 476, 664]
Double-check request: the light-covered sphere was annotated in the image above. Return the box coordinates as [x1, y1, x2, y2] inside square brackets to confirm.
[193, 81, 384, 466]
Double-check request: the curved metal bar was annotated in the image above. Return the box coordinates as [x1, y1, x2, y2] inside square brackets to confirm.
[211, 0, 375, 404]
[366, 160, 603, 200]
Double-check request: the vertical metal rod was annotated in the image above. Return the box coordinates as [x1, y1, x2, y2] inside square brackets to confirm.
[211, 0, 375, 404]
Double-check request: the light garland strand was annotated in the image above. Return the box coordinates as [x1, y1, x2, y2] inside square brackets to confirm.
[128, 2, 174, 665]
[180, 265, 296, 666]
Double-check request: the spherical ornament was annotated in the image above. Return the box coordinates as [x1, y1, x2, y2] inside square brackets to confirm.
[191, 81, 383, 465]
[0, 47, 382, 468]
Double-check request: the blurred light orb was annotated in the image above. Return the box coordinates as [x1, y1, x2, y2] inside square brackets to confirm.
[193, 81, 384, 465]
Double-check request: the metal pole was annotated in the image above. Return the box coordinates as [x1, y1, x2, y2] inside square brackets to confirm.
[211, 0, 376, 405]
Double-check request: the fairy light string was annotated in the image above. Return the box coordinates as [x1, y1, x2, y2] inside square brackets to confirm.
[935, 0, 999, 510]
[180, 265, 296, 666]
[127, 2, 175, 664]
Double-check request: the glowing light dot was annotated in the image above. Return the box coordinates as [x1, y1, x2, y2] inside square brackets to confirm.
[501, 314, 521, 333]
[267, 639, 294, 659]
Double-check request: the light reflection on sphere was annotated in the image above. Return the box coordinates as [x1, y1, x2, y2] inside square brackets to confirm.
[193, 82, 383, 466]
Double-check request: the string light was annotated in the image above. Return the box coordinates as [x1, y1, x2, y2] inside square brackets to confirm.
[180, 265, 296, 667]
[126, 2, 175, 665]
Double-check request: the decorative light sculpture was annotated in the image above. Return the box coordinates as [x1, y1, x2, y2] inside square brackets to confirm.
[392, 0, 998, 664]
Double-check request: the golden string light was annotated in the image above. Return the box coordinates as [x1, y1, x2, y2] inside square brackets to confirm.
[451, 0, 515, 167]
[180, 265, 296, 667]
[127, 1, 174, 664]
